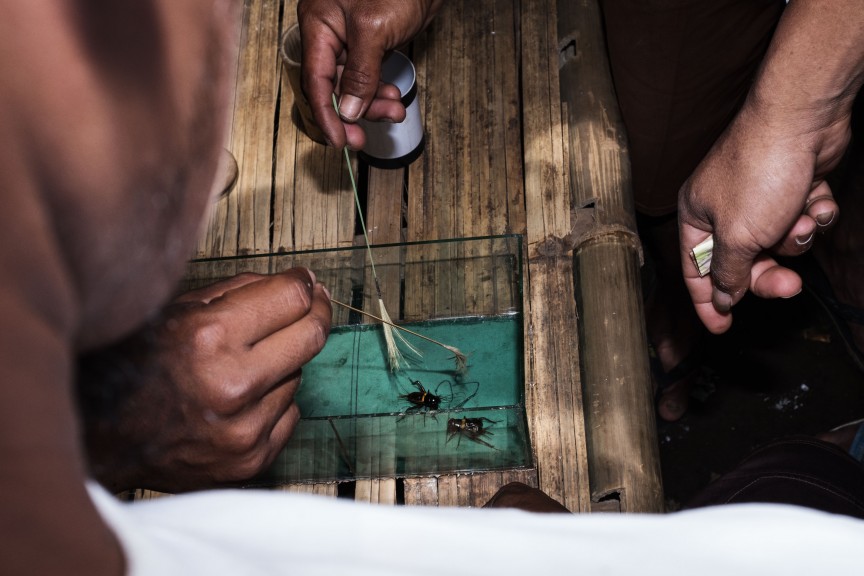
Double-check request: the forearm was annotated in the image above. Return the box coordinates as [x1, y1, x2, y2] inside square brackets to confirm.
[749, 0, 864, 131]
[0, 304, 125, 575]
[1, 0, 243, 568]
[0, 120, 125, 575]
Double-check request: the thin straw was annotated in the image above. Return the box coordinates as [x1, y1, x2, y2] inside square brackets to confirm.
[331, 298, 468, 374]
[690, 235, 714, 277]
[332, 94, 380, 289]
[332, 94, 413, 371]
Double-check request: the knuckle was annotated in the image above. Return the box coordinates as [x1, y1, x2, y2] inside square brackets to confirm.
[234, 448, 270, 480]
[209, 377, 256, 415]
[279, 274, 313, 312]
[309, 314, 330, 350]
[711, 273, 736, 295]
[710, 266, 746, 297]
[221, 421, 262, 457]
[187, 316, 231, 356]
[355, 14, 388, 36]
[339, 66, 376, 90]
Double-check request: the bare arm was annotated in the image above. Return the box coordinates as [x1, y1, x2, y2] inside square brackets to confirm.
[678, 0, 864, 332]
[0, 1, 239, 573]
[0, 174, 124, 575]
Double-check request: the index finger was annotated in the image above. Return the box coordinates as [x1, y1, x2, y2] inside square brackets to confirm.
[300, 25, 348, 147]
[173, 272, 267, 304]
[209, 268, 320, 345]
[247, 282, 333, 383]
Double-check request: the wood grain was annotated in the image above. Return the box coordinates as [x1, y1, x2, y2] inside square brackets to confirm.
[198, 0, 282, 258]
[174, 0, 658, 514]
[558, 0, 664, 512]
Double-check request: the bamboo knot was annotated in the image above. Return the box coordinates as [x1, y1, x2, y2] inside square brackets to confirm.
[531, 215, 643, 264]
[534, 236, 568, 258]
[571, 223, 644, 264]
[565, 204, 644, 264]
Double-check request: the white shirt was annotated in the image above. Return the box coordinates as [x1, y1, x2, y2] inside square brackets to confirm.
[89, 481, 864, 575]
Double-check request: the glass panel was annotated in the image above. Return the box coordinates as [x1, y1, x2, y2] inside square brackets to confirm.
[183, 235, 531, 484]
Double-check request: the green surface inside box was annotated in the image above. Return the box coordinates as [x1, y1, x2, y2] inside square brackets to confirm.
[184, 235, 532, 484]
[256, 313, 530, 485]
[301, 315, 520, 418]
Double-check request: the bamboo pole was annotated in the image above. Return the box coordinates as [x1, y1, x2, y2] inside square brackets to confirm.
[557, 0, 664, 512]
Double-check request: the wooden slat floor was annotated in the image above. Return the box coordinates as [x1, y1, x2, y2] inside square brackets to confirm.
[135, 0, 596, 512]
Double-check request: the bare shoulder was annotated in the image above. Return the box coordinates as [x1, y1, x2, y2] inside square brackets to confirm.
[1, 0, 240, 349]
[0, 2, 240, 573]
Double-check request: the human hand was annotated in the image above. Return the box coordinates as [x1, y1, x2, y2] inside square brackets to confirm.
[297, 0, 443, 149]
[678, 101, 849, 334]
[78, 268, 332, 493]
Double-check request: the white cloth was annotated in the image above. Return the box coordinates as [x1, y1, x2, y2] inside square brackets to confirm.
[88, 481, 863, 575]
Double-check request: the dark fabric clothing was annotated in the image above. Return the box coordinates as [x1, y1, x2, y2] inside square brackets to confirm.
[683, 436, 864, 519]
[600, 0, 786, 216]
[485, 437, 864, 519]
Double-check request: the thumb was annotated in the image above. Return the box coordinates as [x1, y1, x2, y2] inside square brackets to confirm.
[681, 225, 731, 334]
[706, 232, 759, 314]
[335, 33, 386, 122]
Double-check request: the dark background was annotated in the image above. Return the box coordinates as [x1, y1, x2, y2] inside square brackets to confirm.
[658, 276, 864, 509]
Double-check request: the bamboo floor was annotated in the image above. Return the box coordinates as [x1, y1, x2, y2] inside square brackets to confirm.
[137, 0, 624, 512]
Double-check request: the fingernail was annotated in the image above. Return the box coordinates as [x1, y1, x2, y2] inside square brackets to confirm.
[321, 284, 332, 301]
[338, 95, 362, 121]
[795, 231, 815, 246]
[712, 287, 733, 313]
[781, 287, 803, 299]
[307, 269, 317, 285]
[816, 211, 835, 226]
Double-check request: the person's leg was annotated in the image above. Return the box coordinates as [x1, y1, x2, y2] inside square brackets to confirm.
[640, 213, 705, 421]
[601, 0, 786, 420]
[683, 435, 864, 519]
